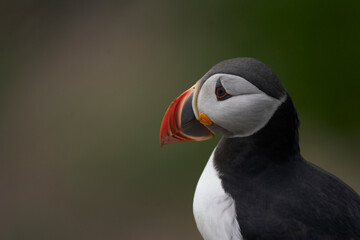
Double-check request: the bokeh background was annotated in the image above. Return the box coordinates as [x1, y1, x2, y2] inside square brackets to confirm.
[1, 0, 359, 239]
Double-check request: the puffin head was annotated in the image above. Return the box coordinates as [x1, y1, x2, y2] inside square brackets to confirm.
[160, 57, 288, 146]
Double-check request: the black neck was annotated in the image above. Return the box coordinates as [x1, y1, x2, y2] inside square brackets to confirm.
[214, 94, 301, 175]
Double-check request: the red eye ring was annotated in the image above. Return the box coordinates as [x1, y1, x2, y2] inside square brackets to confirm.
[215, 86, 228, 98]
[215, 79, 232, 101]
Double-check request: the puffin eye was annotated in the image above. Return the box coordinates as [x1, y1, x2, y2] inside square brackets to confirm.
[215, 80, 231, 101]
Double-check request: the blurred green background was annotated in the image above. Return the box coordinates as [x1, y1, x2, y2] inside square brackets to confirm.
[0, 0, 359, 239]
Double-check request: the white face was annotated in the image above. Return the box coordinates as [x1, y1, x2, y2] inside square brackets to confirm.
[196, 73, 286, 137]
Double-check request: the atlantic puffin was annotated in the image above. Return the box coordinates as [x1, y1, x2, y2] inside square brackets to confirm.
[159, 58, 360, 240]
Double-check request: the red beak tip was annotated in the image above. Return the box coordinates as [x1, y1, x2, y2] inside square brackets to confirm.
[159, 84, 214, 147]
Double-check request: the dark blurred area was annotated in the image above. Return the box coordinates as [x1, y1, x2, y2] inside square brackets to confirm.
[0, 0, 359, 239]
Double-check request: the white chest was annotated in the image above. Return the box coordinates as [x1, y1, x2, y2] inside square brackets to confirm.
[193, 150, 242, 240]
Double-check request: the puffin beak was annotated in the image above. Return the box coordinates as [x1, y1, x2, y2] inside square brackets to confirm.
[160, 83, 214, 146]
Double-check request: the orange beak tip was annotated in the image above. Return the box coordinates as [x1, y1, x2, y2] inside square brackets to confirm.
[159, 85, 214, 146]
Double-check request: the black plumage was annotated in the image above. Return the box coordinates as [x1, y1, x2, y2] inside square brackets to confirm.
[198, 57, 286, 100]
[214, 93, 360, 239]
[160, 57, 360, 239]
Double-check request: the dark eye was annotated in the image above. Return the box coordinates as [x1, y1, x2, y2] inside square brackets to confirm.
[216, 86, 227, 98]
[215, 80, 231, 100]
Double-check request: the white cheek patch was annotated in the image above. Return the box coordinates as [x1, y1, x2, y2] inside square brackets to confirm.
[197, 74, 286, 137]
[214, 94, 282, 137]
[221, 74, 262, 96]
